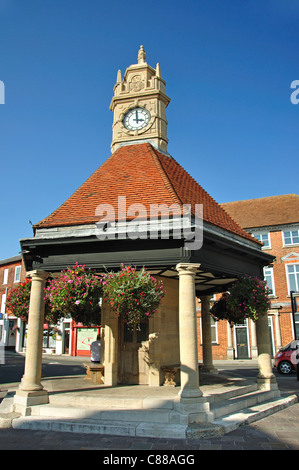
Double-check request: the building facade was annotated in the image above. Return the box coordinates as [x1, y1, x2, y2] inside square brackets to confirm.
[196, 194, 299, 361]
[0, 255, 25, 349]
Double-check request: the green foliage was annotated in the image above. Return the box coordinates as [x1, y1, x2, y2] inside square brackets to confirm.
[5, 264, 166, 330]
[210, 275, 271, 325]
[45, 263, 103, 326]
[6, 278, 32, 320]
[103, 264, 165, 329]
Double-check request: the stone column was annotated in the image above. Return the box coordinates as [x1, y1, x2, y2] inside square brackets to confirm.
[176, 263, 202, 399]
[201, 295, 217, 373]
[103, 302, 118, 386]
[226, 321, 234, 360]
[255, 313, 278, 391]
[148, 310, 162, 387]
[14, 270, 49, 415]
[250, 319, 258, 359]
[273, 310, 282, 352]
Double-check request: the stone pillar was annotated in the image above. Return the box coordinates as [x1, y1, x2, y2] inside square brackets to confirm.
[148, 312, 162, 387]
[255, 313, 278, 391]
[273, 310, 282, 352]
[103, 302, 118, 386]
[201, 295, 217, 373]
[14, 270, 49, 415]
[250, 319, 258, 359]
[176, 263, 202, 399]
[226, 321, 234, 360]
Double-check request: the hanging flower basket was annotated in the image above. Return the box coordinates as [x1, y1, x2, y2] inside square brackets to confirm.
[6, 264, 165, 331]
[6, 278, 32, 320]
[45, 263, 104, 326]
[210, 275, 271, 326]
[5, 279, 65, 324]
[103, 264, 165, 329]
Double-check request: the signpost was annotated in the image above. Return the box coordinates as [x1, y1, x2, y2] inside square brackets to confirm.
[291, 291, 299, 381]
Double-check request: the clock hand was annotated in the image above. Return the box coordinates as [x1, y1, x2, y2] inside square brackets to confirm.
[133, 110, 144, 124]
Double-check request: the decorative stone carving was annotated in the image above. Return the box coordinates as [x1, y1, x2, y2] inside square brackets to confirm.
[129, 75, 144, 92]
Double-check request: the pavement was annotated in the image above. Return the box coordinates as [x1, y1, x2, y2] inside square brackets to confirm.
[0, 354, 299, 451]
[1, 404, 299, 451]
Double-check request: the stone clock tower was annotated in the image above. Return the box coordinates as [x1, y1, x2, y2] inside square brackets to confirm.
[110, 46, 171, 154]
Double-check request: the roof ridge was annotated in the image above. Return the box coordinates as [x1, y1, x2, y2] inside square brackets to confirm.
[155, 150, 258, 243]
[221, 194, 299, 230]
[146, 144, 184, 209]
[222, 193, 299, 205]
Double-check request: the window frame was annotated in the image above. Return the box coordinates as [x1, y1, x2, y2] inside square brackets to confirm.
[263, 266, 275, 296]
[200, 316, 218, 344]
[286, 263, 299, 294]
[283, 228, 299, 247]
[253, 231, 271, 248]
[1, 293, 6, 314]
[3, 269, 8, 285]
[14, 265, 21, 283]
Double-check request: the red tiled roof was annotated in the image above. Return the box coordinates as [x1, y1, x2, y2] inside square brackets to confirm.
[221, 194, 299, 229]
[35, 143, 256, 243]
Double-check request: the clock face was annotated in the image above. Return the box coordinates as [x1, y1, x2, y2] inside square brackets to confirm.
[123, 107, 151, 131]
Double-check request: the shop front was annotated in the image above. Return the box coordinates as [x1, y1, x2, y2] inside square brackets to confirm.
[70, 323, 100, 357]
[18, 318, 100, 356]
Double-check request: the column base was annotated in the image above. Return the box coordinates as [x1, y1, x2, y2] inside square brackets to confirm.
[256, 376, 279, 391]
[13, 389, 49, 416]
[179, 387, 203, 399]
[201, 365, 218, 374]
[103, 363, 118, 386]
[174, 397, 213, 424]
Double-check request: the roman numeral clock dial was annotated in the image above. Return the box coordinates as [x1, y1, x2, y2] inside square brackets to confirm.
[123, 107, 151, 131]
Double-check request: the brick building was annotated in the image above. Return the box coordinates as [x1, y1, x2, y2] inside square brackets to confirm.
[196, 194, 299, 361]
[0, 255, 26, 349]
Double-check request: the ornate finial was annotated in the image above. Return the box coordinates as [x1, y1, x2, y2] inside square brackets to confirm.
[138, 45, 146, 64]
[156, 63, 161, 77]
[116, 69, 122, 83]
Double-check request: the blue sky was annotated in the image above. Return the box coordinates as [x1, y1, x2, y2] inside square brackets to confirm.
[0, 0, 298, 260]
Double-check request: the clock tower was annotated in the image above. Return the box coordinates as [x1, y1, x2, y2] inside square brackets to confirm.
[110, 46, 171, 154]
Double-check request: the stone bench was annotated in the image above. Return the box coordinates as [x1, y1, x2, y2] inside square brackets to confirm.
[42, 348, 56, 354]
[161, 364, 180, 387]
[161, 363, 203, 387]
[83, 363, 104, 384]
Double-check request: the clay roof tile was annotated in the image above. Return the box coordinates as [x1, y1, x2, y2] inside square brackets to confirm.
[35, 143, 256, 243]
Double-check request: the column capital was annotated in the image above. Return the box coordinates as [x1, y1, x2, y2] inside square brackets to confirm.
[176, 263, 200, 275]
[26, 270, 49, 281]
